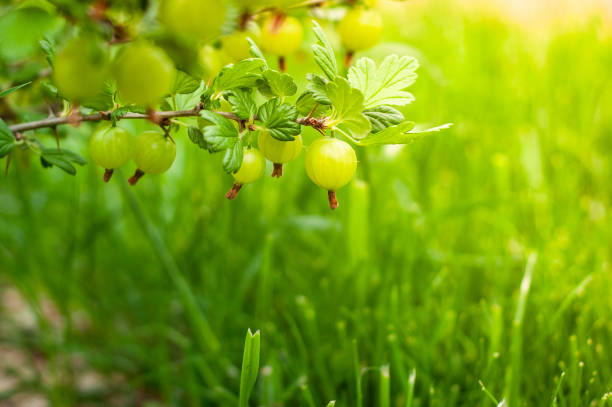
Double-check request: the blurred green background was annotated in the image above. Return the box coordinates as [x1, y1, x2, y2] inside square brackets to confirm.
[1, 0, 612, 406]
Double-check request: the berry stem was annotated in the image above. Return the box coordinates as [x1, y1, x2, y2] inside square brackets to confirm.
[271, 163, 283, 177]
[279, 56, 287, 72]
[344, 50, 354, 68]
[328, 190, 338, 210]
[128, 169, 145, 185]
[225, 183, 243, 200]
[103, 168, 114, 182]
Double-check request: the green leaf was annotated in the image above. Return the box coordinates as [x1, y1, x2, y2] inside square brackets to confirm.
[326, 402, 336, 407]
[257, 98, 301, 141]
[257, 70, 297, 98]
[247, 37, 267, 68]
[226, 89, 257, 120]
[296, 92, 328, 117]
[356, 121, 417, 146]
[110, 105, 147, 123]
[187, 126, 208, 150]
[306, 74, 331, 105]
[363, 105, 404, 133]
[200, 111, 239, 152]
[222, 139, 244, 174]
[81, 85, 115, 111]
[311, 21, 337, 81]
[0, 81, 32, 99]
[40, 37, 55, 66]
[40, 147, 86, 175]
[173, 71, 202, 95]
[213, 58, 266, 93]
[326, 77, 371, 139]
[0, 119, 15, 158]
[201, 85, 221, 110]
[238, 329, 261, 407]
[348, 55, 418, 108]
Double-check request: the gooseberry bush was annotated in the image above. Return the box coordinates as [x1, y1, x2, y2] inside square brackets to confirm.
[0, 0, 451, 209]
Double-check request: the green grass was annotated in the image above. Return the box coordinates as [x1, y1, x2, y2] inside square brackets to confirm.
[1, 1, 612, 406]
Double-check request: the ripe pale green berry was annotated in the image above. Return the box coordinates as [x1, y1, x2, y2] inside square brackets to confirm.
[112, 43, 176, 106]
[305, 137, 357, 210]
[258, 131, 302, 177]
[260, 15, 303, 56]
[226, 147, 266, 200]
[338, 7, 383, 52]
[89, 125, 133, 182]
[220, 30, 258, 62]
[160, 0, 227, 41]
[129, 131, 176, 185]
[53, 37, 109, 102]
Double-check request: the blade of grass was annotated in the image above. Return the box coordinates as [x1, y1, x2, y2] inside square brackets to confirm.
[505, 252, 538, 406]
[379, 365, 390, 407]
[118, 177, 219, 355]
[406, 368, 416, 407]
[353, 339, 363, 407]
[239, 329, 261, 407]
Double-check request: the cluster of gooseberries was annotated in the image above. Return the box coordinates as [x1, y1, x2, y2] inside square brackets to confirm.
[226, 132, 357, 210]
[88, 125, 176, 185]
[1, 0, 448, 210]
[47, 0, 386, 209]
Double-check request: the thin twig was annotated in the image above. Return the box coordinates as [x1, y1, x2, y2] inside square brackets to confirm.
[8, 108, 239, 134]
[8, 108, 325, 135]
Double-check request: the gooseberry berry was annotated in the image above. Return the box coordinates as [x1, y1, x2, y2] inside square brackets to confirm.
[261, 14, 303, 70]
[305, 137, 357, 210]
[53, 37, 109, 103]
[338, 7, 383, 53]
[226, 147, 266, 199]
[257, 131, 302, 177]
[113, 43, 176, 106]
[160, 0, 227, 41]
[128, 131, 176, 185]
[89, 124, 133, 182]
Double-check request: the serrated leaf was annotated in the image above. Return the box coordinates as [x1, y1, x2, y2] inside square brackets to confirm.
[187, 126, 208, 150]
[247, 37, 267, 68]
[296, 92, 329, 117]
[326, 77, 371, 139]
[0, 81, 32, 98]
[41, 147, 86, 175]
[222, 138, 243, 174]
[214, 58, 266, 93]
[311, 21, 337, 81]
[356, 121, 417, 146]
[111, 105, 146, 123]
[226, 89, 257, 120]
[173, 71, 202, 94]
[40, 37, 55, 67]
[201, 85, 221, 110]
[363, 105, 404, 133]
[348, 55, 418, 108]
[306, 74, 331, 105]
[81, 85, 115, 111]
[257, 70, 297, 98]
[257, 98, 300, 141]
[0, 119, 15, 158]
[200, 111, 239, 152]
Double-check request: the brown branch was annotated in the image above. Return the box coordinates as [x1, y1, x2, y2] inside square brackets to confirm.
[8, 107, 325, 135]
[8, 108, 240, 134]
